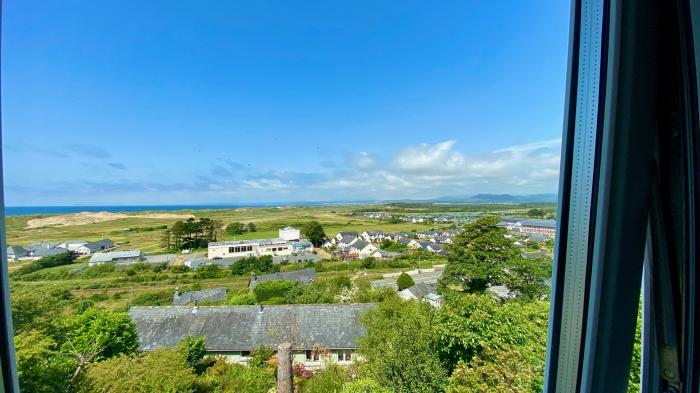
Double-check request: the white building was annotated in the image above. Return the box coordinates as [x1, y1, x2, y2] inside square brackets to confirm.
[279, 226, 301, 242]
[208, 238, 293, 259]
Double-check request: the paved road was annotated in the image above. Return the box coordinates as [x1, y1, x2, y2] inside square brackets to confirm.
[371, 270, 443, 289]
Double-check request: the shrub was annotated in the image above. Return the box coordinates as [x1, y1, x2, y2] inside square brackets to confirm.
[13, 252, 78, 276]
[170, 265, 190, 273]
[341, 378, 393, 393]
[248, 346, 275, 367]
[297, 364, 349, 393]
[396, 272, 415, 290]
[253, 280, 296, 303]
[359, 257, 376, 269]
[196, 264, 222, 279]
[131, 290, 173, 306]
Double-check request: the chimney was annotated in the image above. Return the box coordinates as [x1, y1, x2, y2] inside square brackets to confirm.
[276, 342, 293, 393]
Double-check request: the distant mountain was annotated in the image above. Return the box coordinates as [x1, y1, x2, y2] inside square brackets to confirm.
[432, 193, 557, 204]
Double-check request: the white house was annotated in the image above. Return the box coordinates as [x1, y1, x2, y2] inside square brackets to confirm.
[334, 232, 359, 243]
[279, 226, 301, 242]
[208, 239, 292, 259]
[361, 230, 385, 243]
[57, 240, 88, 252]
[75, 239, 114, 255]
[406, 239, 423, 249]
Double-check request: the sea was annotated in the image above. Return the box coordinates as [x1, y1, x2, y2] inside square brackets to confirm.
[4, 201, 373, 216]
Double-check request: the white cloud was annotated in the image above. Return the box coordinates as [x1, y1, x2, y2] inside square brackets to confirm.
[395, 140, 466, 173]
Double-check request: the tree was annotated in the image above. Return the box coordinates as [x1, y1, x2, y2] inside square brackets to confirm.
[341, 378, 393, 393]
[396, 272, 414, 290]
[527, 208, 546, 218]
[62, 308, 139, 385]
[501, 256, 551, 299]
[357, 298, 447, 393]
[81, 348, 201, 393]
[226, 222, 246, 235]
[246, 222, 257, 232]
[15, 330, 74, 393]
[302, 221, 326, 247]
[432, 294, 549, 373]
[178, 336, 207, 369]
[438, 217, 521, 294]
[160, 229, 172, 252]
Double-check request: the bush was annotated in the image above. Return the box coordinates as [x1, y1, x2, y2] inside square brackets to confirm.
[196, 264, 222, 279]
[170, 265, 191, 273]
[248, 346, 275, 367]
[253, 280, 296, 303]
[204, 361, 275, 393]
[131, 290, 173, 306]
[396, 272, 415, 290]
[79, 263, 117, 278]
[297, 364, 349, 393]
[359, 257, 376, 269]
[13, 252, 78, 276]
[341, 378, 393, 393]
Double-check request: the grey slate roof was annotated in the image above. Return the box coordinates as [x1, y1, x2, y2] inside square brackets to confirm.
[32, 247, 69, 258]
[89, 250, 144, 263]
[520, 219, 557, 228]
[404, 283, 436, 299]
[129, 304, 376, 351]
[7, 246, 29, 257]
[337, 231, 359, 238]
[350, 240, 370, 250]
[173, 288, 227, 306]
[83, 239, 114, 252]
[248, 268, 317, 288]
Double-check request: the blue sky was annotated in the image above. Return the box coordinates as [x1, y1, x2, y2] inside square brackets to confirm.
[2, 1, 570, 205]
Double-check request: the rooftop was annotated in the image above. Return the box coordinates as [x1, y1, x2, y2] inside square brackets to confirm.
[129, 304, 376, 351]
[89, 250, 143, 263]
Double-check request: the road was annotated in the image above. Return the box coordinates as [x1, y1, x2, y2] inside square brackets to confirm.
[371, 270, 443, 289]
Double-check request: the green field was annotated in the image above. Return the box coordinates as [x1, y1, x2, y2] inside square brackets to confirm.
[5, 203, 551, 254]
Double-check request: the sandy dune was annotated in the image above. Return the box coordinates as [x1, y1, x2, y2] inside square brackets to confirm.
[26, 212, 195, 229]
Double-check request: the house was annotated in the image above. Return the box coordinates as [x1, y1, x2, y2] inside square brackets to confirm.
[369, 249, 400, 259]
[399, 283, 436, 301]
[526, 233, 549, 243]
[336, 236, 358, 248]
[30, 247, 69, 259]
[248, 268, 317, 289]
[208, 238, 292, 259]
[519, 219, 557, 237]
[279, 226, 301, 242]
[76, 239, 114, 255]
[129, 304, 376, 368]
[361, 230, 384, 243]
[88, 250, 145, 266]
[406, 239, 423, 249]
[433, 236, 453, 244]
[6, 246, 29, 261]
[426, 243, 445, 253]
[173, 288, 227, 306]
[347, 240, 379, 258]
[334, 232, 359, 243]
[416, 240, 432, 250]
[57, 240, 88, 252]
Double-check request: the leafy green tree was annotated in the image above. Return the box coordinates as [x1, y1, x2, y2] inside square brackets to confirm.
[359, 257, 376, 269]
[446, 345, 544, 393]
[357, 298, 447, 393]
[225, 221, 247, 235]
[502, 256, 551, 299]
[13, 252, 78, 276]
[341, 378, 393, 393]
[12, 289, 72, 334]
[527, 208, 546, 217]
[302, 221, 327, 247]
[396, 272, 414, 290]
[432, 294, 549, 373]
[379, 239, 407, 252]
[438, 217, 520, 293]
[178, 336, 207, 369]
[15, 330, 74, 393]
[62, 308, 138, 385]
[246, 222, 257, 232]
[81, 348, 201, 393]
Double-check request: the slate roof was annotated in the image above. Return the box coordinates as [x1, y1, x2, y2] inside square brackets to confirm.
[129, 304, 376, 351]
[403, 283, 437, 299]
[337, 231, 359, 238]
[7, 246, 28, 257]
[83, 239, 114, 252]
[397, 238, 413, 245]
[350, 240, 370, 251]
[520, 219, 557, 228]
[248, 268, 317, 288]
[89, 250, 144, 263]
[339, 235, 356, 244]
[364, 230, 384, 235]
[32, 248, 69, 258]
[173, 288, 227, 306]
